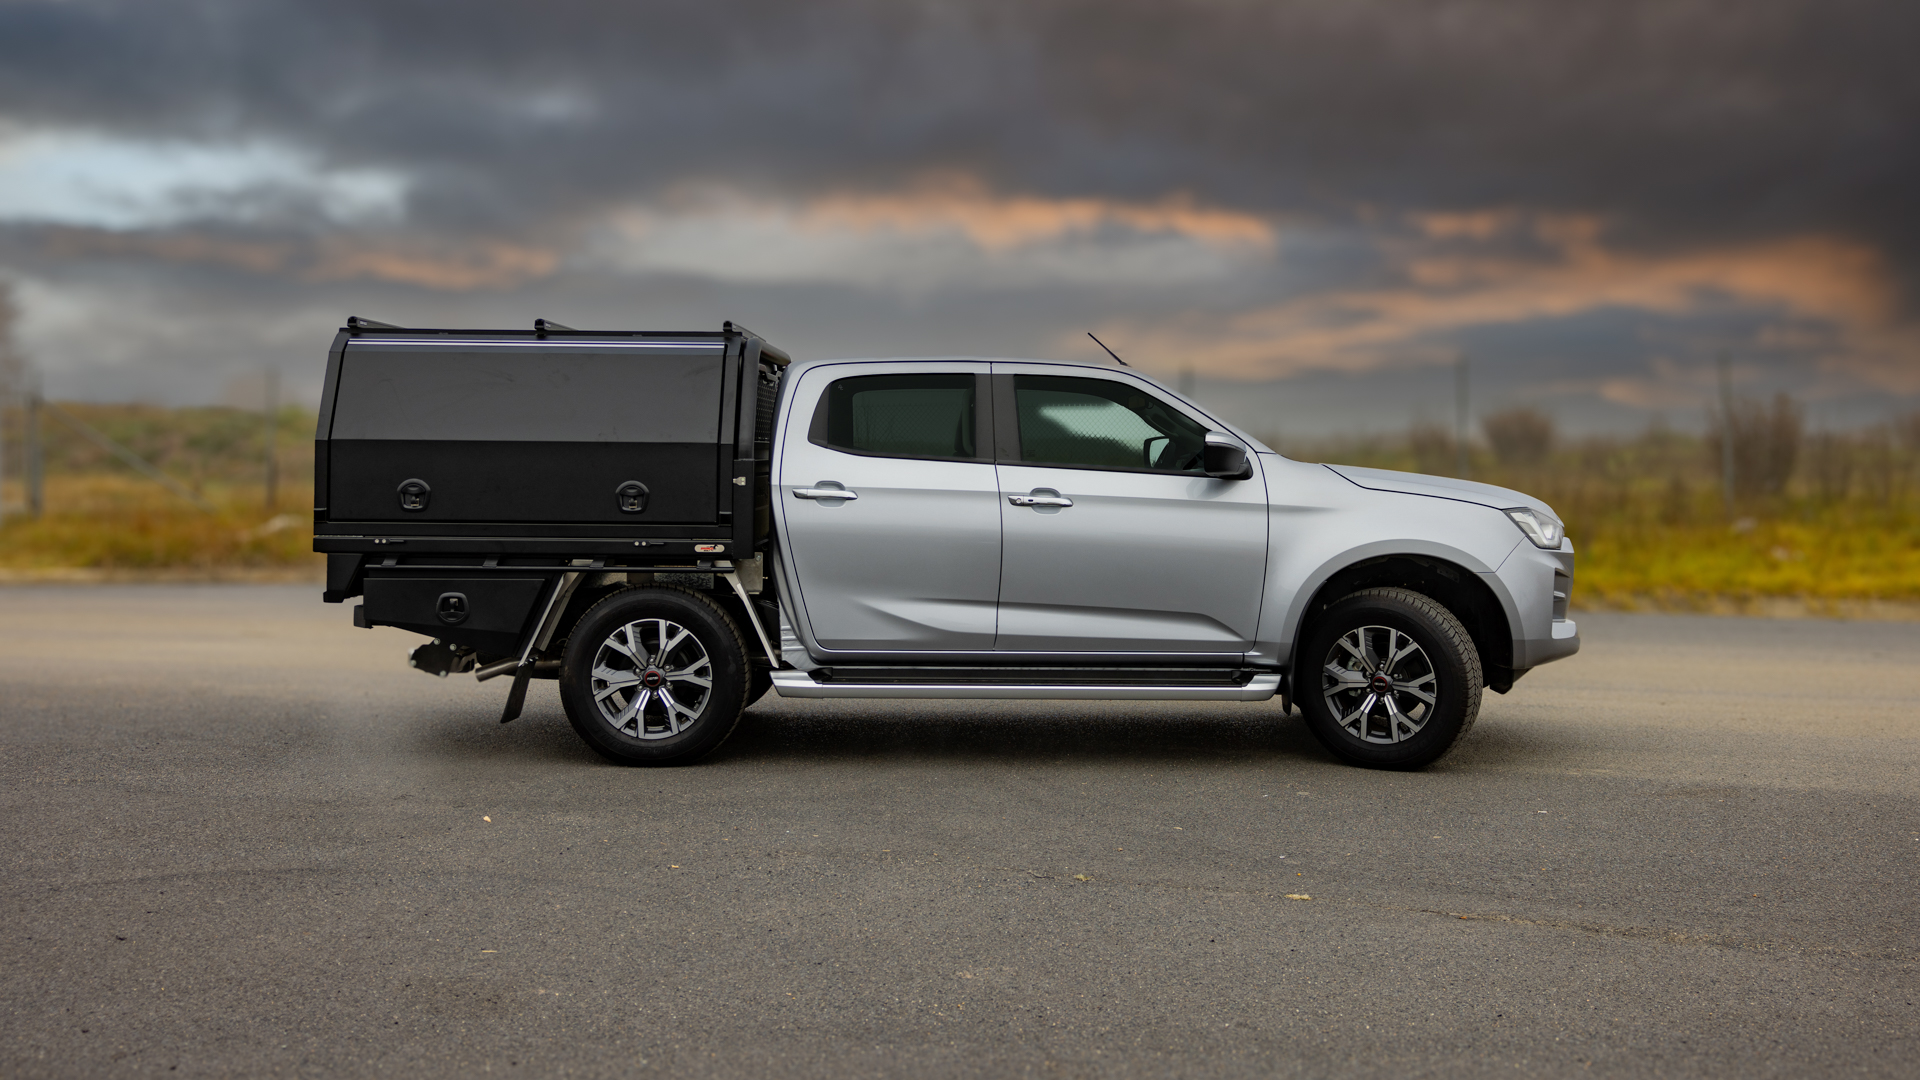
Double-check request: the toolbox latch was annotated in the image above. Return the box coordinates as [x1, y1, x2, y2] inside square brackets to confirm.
[436, 592, 470, 625]
[615, 480, 650, 513]
[397, 478, 431, 511]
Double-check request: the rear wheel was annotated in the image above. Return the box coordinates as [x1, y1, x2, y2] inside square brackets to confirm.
[559, 587, 749, 765]
[1298, 587, 1482, 769]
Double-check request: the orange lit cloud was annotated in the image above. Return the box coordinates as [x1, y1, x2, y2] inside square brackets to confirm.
[1511, 357, 1731, 411]
[306, 238, 558, 291]
[604, 176, 1276, 288]
[39, 227, 294, 275]
[797, 174, 1275, 251]
[1106, 217, 1919, 393]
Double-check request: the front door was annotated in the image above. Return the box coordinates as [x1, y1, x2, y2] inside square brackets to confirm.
[776, 363, 1002, 653]
[992, 367, 1268, 655]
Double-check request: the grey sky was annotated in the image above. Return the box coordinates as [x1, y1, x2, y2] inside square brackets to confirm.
[0, 0, 1914, 436]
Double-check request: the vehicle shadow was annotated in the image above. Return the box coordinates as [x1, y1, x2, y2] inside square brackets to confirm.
[403, 693, 1565, 774]
[404, 689, 1348, 769]
[401, 697, 603, 765]
[708, 697, 1336, 766]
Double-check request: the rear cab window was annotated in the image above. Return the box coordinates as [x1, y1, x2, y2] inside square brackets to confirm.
[809, 373, 982, 461]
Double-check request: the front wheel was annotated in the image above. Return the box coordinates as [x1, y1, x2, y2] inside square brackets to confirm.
[558, 587, 749, 765]
[1298, 587, 1482, 769]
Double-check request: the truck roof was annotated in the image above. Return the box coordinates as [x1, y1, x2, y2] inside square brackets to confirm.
[784, 355, 1275, 454]
[785, 355, 1136, 380]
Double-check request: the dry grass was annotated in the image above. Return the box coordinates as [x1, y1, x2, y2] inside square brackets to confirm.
[0, 475, 319, 575]
[1274, 418, 1920, 610]
[4, 401, 1918, 609]
[1569, 506, 1920, 607]
[0, 402, 321, 577]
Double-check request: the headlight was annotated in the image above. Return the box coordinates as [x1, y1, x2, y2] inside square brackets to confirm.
[1505, 507, 1564, 549]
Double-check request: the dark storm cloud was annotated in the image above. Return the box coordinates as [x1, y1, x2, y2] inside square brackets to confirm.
[2, 0, 1914, 258]
[1, 0, 1916, 427]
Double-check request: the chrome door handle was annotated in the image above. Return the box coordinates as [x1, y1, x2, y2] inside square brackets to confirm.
[1008, 494, 1073, 508]
[792, 487, 858, 501]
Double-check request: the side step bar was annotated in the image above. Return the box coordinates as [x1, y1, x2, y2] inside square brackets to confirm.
[770, 669, 1282, 701]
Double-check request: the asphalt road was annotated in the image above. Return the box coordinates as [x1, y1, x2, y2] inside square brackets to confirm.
[2, 585, 1916, 1079]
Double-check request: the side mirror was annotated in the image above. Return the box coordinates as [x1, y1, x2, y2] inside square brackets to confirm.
[1203, 433, 1253, 480]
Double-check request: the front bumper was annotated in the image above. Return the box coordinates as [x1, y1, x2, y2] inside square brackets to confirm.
[1526, 616, 1581, 667]
[1500, 541, 1580, 670]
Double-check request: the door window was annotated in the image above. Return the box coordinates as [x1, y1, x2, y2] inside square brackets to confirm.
[809, 373, 979, 460]
[1013, 375, 1208, 472]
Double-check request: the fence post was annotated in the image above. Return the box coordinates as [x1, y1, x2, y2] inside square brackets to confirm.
[0, 374, 8, 528]
[263, 366, 279, 510]
[26, 374, 42, 517]
[1454, 354, 1471, 480]
[1717, 351, 1736, 512]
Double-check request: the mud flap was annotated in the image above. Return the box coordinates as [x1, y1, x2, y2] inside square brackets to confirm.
[498, 571, 585, 724]
[499, 664, 535, 724]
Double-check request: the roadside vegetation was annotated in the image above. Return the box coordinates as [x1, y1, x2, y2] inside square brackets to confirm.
[0, 402, 318, 577]
[2, 397, 1917, 608]
[1270, 397, 1920, 611]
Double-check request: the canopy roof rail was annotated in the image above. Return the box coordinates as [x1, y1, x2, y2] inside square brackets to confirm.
[726, 320, 791, 366]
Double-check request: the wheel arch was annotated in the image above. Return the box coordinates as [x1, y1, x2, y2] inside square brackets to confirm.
[556, 583, 753, 765]
[1289, 552, 1520, 694]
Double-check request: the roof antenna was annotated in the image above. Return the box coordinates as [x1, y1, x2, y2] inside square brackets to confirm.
[1086, 332, 1129, 367]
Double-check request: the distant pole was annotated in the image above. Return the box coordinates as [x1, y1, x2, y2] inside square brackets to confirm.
[1178, 362, 1196, 399]
[0, 374, 8, 528]
[1716, 351, 1736, 511]
[25, 372, 42, 517]
[1454, 353, 1470, 479]
[263, 366, 279, 510]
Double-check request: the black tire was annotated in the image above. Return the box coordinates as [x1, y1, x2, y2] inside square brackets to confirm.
[1298, 587, 1482, 769]
[558, 586, 749, 766]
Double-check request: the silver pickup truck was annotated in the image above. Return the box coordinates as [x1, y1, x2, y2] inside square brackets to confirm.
[315, 320, 1576, 770]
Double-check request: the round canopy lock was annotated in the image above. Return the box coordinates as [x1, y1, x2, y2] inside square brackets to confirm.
[436, 592, 469, 625]
[615, 480, 650, 514]
[397, 478, 431, 512]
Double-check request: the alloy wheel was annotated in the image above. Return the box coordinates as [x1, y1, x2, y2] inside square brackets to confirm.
[590, 617, 714, 739]
[1320, 624, 1439, 744]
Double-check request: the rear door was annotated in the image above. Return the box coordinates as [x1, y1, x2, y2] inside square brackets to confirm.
[991, 365, 1268, 655]
[775, 362, 1002, 653]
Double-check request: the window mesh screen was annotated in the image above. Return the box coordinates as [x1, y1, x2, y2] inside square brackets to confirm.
[1014, 375, 1207, 471]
